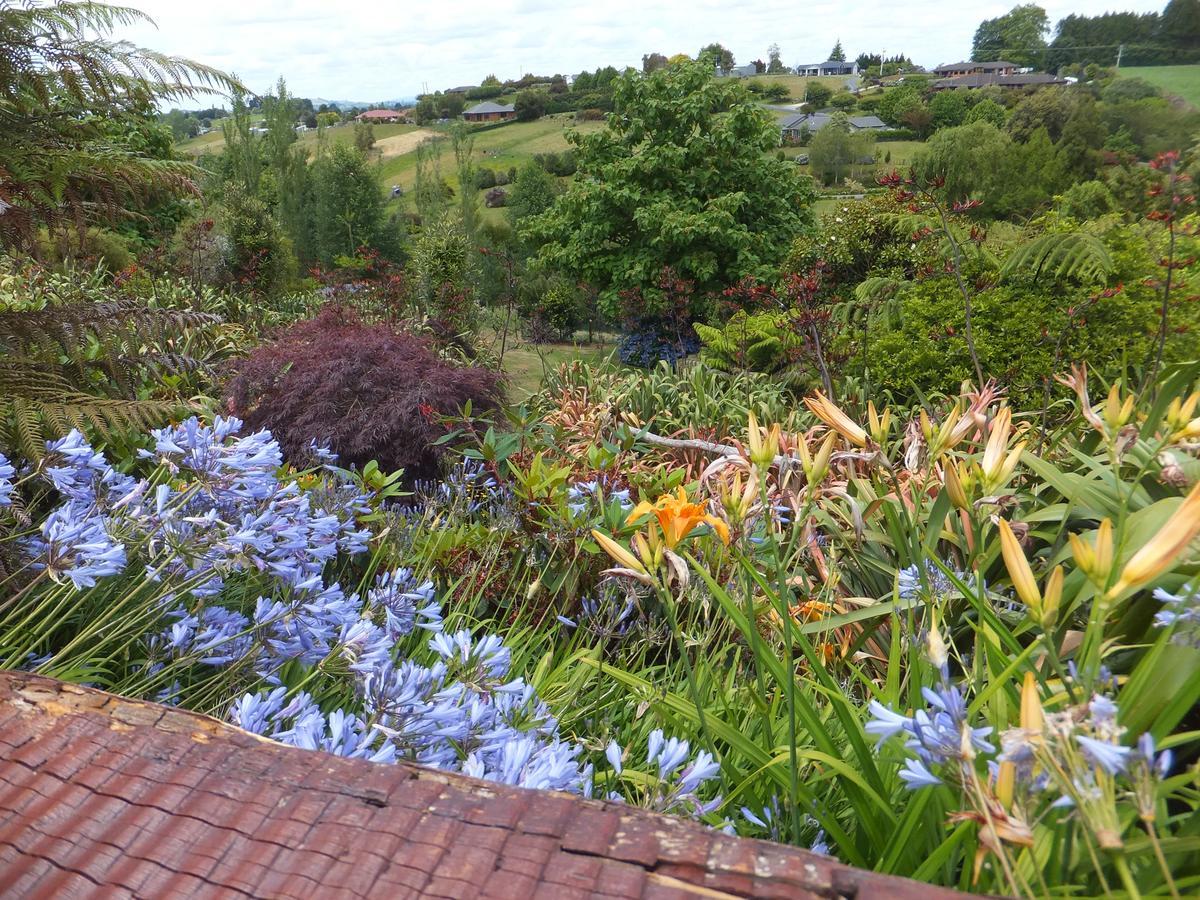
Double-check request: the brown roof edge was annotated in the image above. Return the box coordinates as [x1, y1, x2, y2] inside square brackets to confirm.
[0, 671, 983, 898]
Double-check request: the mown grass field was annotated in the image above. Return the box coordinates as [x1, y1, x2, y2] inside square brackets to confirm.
[1117, 65, 1200, 107]
[177, 121, 421, 157]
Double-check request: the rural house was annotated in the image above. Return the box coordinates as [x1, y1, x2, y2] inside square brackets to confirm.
[931, 72, 1067, 90]
[463, 101, 516, 122]
[715, 63, 760, 78]
[796, 60, 859, 77]
[356, 108, 408, 123]
[779, 111, 886, 142]
[932, 60, 1019, 77]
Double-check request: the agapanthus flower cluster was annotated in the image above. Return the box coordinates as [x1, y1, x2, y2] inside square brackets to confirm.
[566, 478, 632, 517]
[605, 729, 722, 817]
[866, 674, 995, 790]
[0, 451, 17, 507]
[230, 606, 596, 796]
[897, 560, 961, 604]
[1153, 584, 1200, 647]
[557, 591, 640, 640]
[411, 459, 510, 519]
[16, 419, 372, 600]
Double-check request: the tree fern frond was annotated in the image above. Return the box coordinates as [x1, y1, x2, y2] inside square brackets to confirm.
[999, 232, 1114, 285]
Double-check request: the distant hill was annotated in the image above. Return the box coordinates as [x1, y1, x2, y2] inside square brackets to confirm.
[312, 97, 417, 110]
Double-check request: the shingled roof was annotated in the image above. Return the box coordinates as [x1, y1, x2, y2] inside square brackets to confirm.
[0, 672, 975, 898]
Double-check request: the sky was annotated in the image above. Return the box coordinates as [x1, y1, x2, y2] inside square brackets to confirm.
[117, 0, 1167, 104]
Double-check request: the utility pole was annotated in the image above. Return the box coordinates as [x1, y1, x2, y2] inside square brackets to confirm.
[1116, 43, 1124, 68]
[880, 49, 885, 77]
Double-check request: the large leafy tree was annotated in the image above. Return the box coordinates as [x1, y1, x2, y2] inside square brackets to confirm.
[527, 60, 815, 318]
[971, 4, 1049, 68]
[0, 0, 237, 251]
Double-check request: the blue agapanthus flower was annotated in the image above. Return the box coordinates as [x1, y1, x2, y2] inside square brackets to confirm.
[0, 451, 14, 507]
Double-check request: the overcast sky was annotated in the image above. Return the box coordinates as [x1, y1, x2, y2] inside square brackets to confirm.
[118, 0, 1166, 104]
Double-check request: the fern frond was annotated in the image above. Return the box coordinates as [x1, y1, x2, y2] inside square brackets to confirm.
[999, 232, 1114, 285]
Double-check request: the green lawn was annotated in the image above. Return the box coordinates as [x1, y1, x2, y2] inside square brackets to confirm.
[1116, 65, 1200, 108]
[499, 339, 615, 396]
[740, 73, 852, 102]
[177, 121, 419, 157]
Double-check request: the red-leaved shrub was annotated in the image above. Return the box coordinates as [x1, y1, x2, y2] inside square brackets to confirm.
[224, 306, 504, 478]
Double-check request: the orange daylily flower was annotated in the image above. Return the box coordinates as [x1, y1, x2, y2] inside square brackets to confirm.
[626, 487, 731, 549]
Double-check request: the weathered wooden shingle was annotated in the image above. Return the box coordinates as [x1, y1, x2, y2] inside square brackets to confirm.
[0, 672, 975, 898]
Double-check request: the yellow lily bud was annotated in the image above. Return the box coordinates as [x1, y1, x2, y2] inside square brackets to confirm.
[995, 760, 1015, 809]
[807, 433, 835, 487]
[804, 392, 868, 448]
[1109, 479, 1200, 598]
[1020, 672, 1044, 734]
[746, 411, 764, 463]
[1069, 518, 1114, 587]
[998, 518, 1042, 615]
[944, 460, 970, 510]
[926, 612, 949, 669]
[867, 401, 891, 444]
[1041, 565, 1062, 629]
[1103, 384, 1134, 431]
[981, 408, 1012, 483]
[920, 408, 934, 445]
[591, 529, 647, 574]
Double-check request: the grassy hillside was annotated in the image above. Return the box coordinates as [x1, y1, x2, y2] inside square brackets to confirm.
[739, 73, 853, 101]
[1116, 65, 1200, 108]
[177, 121, 420, 157]
[376, 115, 605, 205]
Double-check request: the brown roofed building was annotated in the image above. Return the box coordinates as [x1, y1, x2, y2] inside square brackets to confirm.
[0, 672, 980, 899]
[356, 108, 410, 123]
[463, 101, 516, 122]
[932, 60, 1020, 77]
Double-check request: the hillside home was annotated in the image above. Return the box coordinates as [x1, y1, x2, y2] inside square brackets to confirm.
[779, 111, 886, 141]
[932, 60, 1019, 77]
[931, 72, 1066, 90]
[463, 101, 516, 122]
[356, 109, 407, 123]
[715, 63, 760, 78]
[796, 60, 859, 77]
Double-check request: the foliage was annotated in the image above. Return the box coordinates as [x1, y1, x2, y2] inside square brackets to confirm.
[695, 310, 799, 374]
[310, 144, 396, 266]
[0, 0, 235, 250]
[411, 217, 477, 338]
[1057, 180, 1119, 221]
[971, 3, 1049, 68]
[0, 256, 232, 458]
[529, 60, 815, 320]
[964, 98, 1006, 128]
[514, 89, 549, 122]
[809, 114, 876, 186]
[224, 306, 503, 478]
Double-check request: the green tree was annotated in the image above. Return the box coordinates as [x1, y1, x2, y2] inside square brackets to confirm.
[1158, 0, 1200, 57]
[508, 161, 559, 236]
[354, 121, 376, 152]
[528, 60, 815, 317]
[878, 83, 923, 126]
[261, 78, 311, 262]
[809, 114, 875, 185]
[514, 90, 548, 122]
[310, 144, 392, 264]
[965, 98, 1006, 127]
[972, 4, 1049, 68]
[929, 90, 970, 130]
[699, 42, 735, 73]
[829, 40, 846, 62]
[767, 44, 786, 75]
[642, 52, 668, 74]
[804, 82, 833, 108]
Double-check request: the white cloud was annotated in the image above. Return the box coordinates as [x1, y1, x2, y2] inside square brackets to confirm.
[117, 0, 1166, 103]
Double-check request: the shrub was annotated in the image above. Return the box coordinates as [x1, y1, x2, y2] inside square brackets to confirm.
[575, 108, 605, 122]
[1057, 180, 1118, 220]
[224, 306, 504, 478]
[866, 276, 1161, 406]
[474, 168, 498, 190]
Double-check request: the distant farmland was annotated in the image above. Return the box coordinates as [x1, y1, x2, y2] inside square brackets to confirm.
[1116, 65, 1200, 107]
